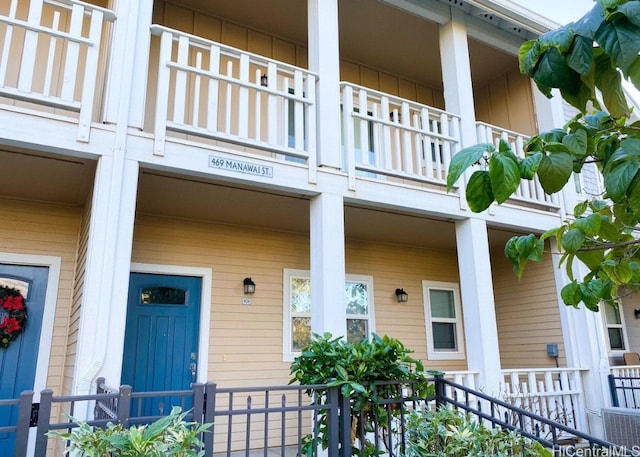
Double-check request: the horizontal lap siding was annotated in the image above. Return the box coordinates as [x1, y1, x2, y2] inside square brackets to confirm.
[491, 241, 566, 368]
[0, 198, 82, 395]
[347, 240, 466, 372]
[132, 215, 468, 386]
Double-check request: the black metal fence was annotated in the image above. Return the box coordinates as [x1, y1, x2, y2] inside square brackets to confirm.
[608, 373, 640, 409]
[2, 374, 634, 457]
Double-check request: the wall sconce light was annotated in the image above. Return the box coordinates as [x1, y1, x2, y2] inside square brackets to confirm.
[635, 309, 640, 319]
[395, 288, 408, 303]
[243, 277, 256, 294]
[260, 74, 268, 87]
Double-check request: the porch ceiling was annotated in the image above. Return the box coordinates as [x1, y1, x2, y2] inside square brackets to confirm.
[0, 148, 95, 206]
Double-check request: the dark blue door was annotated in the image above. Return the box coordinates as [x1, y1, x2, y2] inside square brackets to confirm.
[0, 264, 49, 456]
[121, 273, 201, 417]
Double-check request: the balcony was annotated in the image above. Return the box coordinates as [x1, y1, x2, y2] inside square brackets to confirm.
[0, 0, 563, 216]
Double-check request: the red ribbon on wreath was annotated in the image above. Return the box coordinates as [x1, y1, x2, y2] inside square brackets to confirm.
[0, 286, 27, 348]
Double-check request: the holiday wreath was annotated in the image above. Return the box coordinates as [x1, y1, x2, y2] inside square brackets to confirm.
[0, 286, 27, 348]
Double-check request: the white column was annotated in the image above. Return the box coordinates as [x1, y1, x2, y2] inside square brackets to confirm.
[310, 193, 346, 338]
[103, 0, 154, 126]
[455, 217, 502, 394]
[551, 239, 611, 437]
[439, 9, 477, 148]
[308, 0, 342, 169]
[72, 155, 138, 398]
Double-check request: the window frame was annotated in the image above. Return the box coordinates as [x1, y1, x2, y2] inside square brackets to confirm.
[422, 280, 465, 360]
[602, 300, 629, 356]
[282, 269, 375, 362]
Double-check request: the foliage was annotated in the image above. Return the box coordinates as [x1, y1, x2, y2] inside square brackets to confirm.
[447, 0, 640, 310]
[289, 333, 432, 456]
[403, 407, 552, 457]
[0, 286, 27, 348]
[49, 406, 211, 457]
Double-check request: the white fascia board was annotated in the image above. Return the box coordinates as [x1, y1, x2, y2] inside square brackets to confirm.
[463, 0, 559, 34]
[465, 13, 523, 56]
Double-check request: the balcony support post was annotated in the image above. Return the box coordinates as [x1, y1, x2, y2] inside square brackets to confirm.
[439, 9, 477, 149]
[310, 193, 347, 338]
[308, 0, 342, 170]
[455, 217, 502, 396]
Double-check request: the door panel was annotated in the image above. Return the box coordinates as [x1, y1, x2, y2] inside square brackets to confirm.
[122, 273, 201, 416]
[0, 264, 49, 456]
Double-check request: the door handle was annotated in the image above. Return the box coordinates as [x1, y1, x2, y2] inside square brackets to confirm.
[190, 362, 197, 382]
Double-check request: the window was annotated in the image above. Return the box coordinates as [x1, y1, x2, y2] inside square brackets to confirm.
[422, 280, 465, 360]
[603, 301, 628, 354]
[283, 269, 375, 361]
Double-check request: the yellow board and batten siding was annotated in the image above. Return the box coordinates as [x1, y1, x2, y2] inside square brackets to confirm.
[131, 214, 469, 387]
[492, 241, 567, 369]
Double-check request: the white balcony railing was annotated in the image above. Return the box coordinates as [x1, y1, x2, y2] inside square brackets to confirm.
[340, 82, 461, 190]
[476, 122, 560, 209]
[0, 0, 115, 142]
[151, 25, 318, 180]
[501, 368, 588, 434]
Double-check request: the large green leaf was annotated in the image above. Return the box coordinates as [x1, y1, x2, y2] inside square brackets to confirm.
[539, 27, 575, 53]
[519, 40, 546, 77]
[619, 2, 640, 28]
[562, 129, 588, 157]
[604, 160, 640, 201]
[446, 143, 493, 191]
[577, 249, 605, 270]
[567, 35, 594, 75]
[594, 56, 629, 117]
[594, 14, 640, 72]
[572, 3, 606, 39]
[533, 48, 581, 92]
[562, 228, 586, 254]
[626, 171, 640, 213]
[561, 281, 582, 307]
[628, 56, 640, 90]
[465, 170, 494, 212]
[489, 151, 520, 203]
[520, 152, 543, 179]
[537, 152, 574, 194]
[574, 213, 602, 237]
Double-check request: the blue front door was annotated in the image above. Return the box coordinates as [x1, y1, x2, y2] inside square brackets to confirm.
[121, 273, 201, 416]
[0, 264, 49, 456]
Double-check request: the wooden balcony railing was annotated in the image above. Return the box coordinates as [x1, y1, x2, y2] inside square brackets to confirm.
[0, 0, 115, 142]
[476, 122, 561, 209]
[340, 82, 461, 190]
[150, 25, 318, 182]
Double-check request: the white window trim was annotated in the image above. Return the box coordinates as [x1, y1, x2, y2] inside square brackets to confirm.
[283, 269, 375, 362]
[601, 300, 630, 356]
[422, 280, 465, 360]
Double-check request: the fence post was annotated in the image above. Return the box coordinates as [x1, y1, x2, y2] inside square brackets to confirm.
[13, 391, 34, 457]
[608, 374, 620, 408]
[203, 382, 217, 456]
[192, 383, 204, 424]
[33, 389, 53, 457]
[326, 385, 340, 457]
[434, 373, 445, 410]
[118, 385, 132, 427]
[339, 389, 352, 457]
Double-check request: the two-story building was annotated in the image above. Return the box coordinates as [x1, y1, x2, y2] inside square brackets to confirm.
[0, 0, 626, 454]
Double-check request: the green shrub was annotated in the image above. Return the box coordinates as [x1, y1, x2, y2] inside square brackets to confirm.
[49, 406, 211, 457]
[403, 407, 552, 457]
[290, 333, 432, 456]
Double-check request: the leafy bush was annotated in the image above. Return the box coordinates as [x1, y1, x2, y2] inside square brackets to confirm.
[404, 407, 552, 457]
[290, 333, 432, 456]
[49, 406, 211, 457]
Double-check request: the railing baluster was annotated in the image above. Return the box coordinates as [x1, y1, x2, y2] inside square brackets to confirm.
[60, 4, 83, 102]
[238, 53, 249, 139]
[293, 69, 304, 151]
[207, 44, 221, 131]
[0, 0, 19, 87]
[43, 11, 60, 98]
[18, 0, 44, 93]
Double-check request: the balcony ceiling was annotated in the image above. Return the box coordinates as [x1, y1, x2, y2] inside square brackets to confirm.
[172, 0, 520, 93]
[0, 148, 95, 206]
